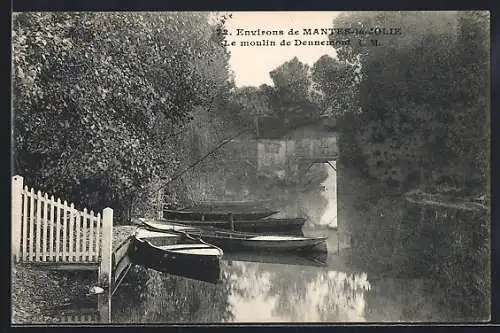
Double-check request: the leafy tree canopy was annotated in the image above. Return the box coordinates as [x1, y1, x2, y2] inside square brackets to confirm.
[328, 11, 489, 192]
[265, 57, 321, 120]
[12, 12, 231, 220]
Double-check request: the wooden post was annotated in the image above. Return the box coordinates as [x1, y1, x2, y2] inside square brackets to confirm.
[21, 186, 28, 261]
[337, 232, 340, 254]
[228, 213, 235, 231]
[99, 207, 113, 288]
[420, 206, 426, 231]
[98, 289, 112, 323]
[11, 175, 23, 262]
[68, 203, 75, 262]
[35, 191, 42, 261]
[42, 193, 49, 261]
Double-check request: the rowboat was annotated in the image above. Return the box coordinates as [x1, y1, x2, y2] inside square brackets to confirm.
[187, 200, 273, 211]
[163, 209, 279, 221]
[159, 217, 306, 235]
[140, 220, 328, 253]
[132, 217, 199, 232]
[129, 227, 223, 284]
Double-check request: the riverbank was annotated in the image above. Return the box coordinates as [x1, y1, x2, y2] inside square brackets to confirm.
[11, 225, 137, 324]
[11, 265, 97, 324]
[405, 189, 489, 212]
[345, 189, 490, 321]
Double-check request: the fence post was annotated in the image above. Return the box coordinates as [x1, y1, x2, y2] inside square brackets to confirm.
[11, 175, 24, 262]
[99, 207, 113, 288]
[98, 289, 112, 323]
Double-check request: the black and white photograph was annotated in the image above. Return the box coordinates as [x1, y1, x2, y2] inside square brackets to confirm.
[10, 10, 491, 324]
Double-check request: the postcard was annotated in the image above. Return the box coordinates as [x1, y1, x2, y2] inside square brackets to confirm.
[11, 10, 491, 324]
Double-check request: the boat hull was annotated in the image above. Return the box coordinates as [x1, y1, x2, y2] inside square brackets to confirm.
[195, 235, 327, 253]
[160, 217, 306, 235]
[140, 220, 328, 254]
[190, 200, 272, 208]
[129, 236, 222, 284]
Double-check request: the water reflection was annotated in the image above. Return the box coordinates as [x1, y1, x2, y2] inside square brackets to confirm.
[55, 231, 423, 323]
[111, 266, 233, 323]
[224, 261, 370, 322]
[105, 235, 375, 324]
[223, 251, 328, 267]
[50, 222, 480, 324]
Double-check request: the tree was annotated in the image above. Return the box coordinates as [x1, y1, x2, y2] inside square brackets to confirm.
[218, 86, 274, 129]
[311, 54, 360, 118]
[439, 12, 490, 191]
[327, 11, 490, 321]
[12, 12, 231, 221]
[329, 11, 489, 193]
[264, 57, 321, 120]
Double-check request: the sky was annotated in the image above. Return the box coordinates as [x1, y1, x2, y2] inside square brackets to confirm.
[222, 12, 340, 87]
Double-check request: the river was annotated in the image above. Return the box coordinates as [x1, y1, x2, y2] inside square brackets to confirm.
[55, 223, 479, 324]
[11, 171, 485, 323]
[50, 161, 489, 323]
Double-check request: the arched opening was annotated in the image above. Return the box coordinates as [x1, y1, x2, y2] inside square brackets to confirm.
[299, 160, 337, 229]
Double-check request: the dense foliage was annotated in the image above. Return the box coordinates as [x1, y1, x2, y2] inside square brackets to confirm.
[224, 57, 329, 125]
[328, 11, 490, 320]
[311, 54, 361, 118]
[327, 11, 490, 195]
[264, 57, 321, 119]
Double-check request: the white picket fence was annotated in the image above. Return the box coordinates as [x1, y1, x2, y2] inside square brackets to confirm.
[11, 175, 114, 287]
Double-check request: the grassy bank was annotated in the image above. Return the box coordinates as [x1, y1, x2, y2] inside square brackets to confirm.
[11, 265, 98, 324]
[11, 225, 137, 325]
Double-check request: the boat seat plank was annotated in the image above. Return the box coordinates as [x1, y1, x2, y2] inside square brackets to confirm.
[157, 244, 222, 256]
[135, 229, 180, 239]
[166, 248, 222, 255]
[159, 244, 212, 249]
[249, 235, 312, 241]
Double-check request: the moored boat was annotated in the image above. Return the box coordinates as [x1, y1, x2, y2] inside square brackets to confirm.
[163, 209, 279, 221]
[130, 227, 223, 284]
[187, 200, 273, 211]
[158, 217, 306, 235]
[132, 217, 199, 232]
[140, 220, 328, 253]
